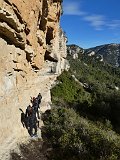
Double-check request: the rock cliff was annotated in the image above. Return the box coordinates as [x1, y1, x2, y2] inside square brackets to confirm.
[0, 0, 68, 159]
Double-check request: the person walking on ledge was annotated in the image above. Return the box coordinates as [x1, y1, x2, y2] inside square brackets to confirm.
[25, 105, 38, 137]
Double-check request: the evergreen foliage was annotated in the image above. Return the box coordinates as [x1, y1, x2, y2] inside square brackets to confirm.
[43, 106, 120, 160]
[43, 50, 120, 159]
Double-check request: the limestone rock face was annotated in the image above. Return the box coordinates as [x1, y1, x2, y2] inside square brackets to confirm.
[0, 0, 67, 159]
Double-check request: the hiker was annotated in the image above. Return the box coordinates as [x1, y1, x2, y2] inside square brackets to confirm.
[25, 105, 38, 137]
[31, 93, 42, 109]
[29, 107, 38, 137]
[25, 105, 33, 129]
[32, 93, 42, 119]
[32, 98, 40, 119]
[37, 93, 42, 106]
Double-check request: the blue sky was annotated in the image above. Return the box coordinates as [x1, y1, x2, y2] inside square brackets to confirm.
[60, 0, 120, 48]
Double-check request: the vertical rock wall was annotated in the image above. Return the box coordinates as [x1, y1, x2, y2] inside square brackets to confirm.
[0, 0, 67, 159]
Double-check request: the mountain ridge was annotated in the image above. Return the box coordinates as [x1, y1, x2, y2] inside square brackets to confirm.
[67, 43, 120, 67]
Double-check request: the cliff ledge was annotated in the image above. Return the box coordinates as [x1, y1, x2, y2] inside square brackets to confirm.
[0, 0, 68, 159]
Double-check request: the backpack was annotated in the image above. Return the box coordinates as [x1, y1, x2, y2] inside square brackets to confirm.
[27, 106, 33, 116]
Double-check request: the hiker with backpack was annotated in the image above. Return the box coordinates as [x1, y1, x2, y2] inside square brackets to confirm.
[25, 105, 38, 137]
[31, 97, 40, 119]
[29, 107, 38, 137]
[25, 105, 33, 129]
[31, 93, 42, 119]
[32, 94, 42, 128]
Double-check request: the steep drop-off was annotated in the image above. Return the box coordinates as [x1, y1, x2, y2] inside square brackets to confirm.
[0, 0, 68, 159]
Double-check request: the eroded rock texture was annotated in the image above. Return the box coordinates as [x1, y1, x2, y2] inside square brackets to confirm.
[0, 0, 68, 159]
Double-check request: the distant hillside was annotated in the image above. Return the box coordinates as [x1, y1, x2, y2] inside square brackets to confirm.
[67, 43, 120, 67]
[68, 45, 120, 92]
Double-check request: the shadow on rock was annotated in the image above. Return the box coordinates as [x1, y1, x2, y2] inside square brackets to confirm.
[10, 139, 50, 160]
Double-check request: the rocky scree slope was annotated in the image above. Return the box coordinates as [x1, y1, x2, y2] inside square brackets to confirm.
[0, 0, 68, 159]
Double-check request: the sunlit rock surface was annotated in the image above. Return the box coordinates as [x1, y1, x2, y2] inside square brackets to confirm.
[0, 0, 68, 159]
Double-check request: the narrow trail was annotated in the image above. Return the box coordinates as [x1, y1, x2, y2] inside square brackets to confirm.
[0, 62, 58, 160]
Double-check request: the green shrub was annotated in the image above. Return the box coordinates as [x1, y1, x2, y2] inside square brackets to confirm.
[42, 106, 120, 160]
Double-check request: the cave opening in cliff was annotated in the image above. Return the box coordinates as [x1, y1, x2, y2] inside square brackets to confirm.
[46, 27, 54, 45]
[44, 50, 58, 62]
[39, 18, 47, 31]
[26, 53, 32, 63]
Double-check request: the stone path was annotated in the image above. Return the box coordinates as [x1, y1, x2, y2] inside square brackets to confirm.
[0, 62, 58, 160]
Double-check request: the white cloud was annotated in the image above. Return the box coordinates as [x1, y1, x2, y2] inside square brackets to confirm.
[84, 15, 106, 30]
[106, 20, 120, 29]
[63, 2, 120, 31]
[63, 2, 86, 16]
